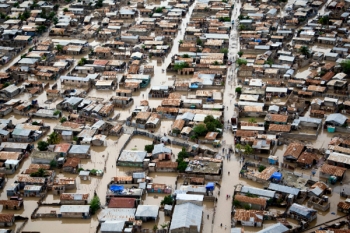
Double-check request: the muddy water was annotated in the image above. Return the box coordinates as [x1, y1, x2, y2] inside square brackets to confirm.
[0, 0, 342, 233]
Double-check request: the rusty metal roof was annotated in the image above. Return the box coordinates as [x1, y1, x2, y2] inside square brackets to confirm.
[234, 194, 266, 207]
[283, 143, 304, 159]
[320, 163, 346, 177]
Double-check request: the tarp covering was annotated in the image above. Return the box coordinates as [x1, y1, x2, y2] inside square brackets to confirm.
[271, 172, 282, 181]
[205, 182, 215, 191]
[110, 185, 124, 192]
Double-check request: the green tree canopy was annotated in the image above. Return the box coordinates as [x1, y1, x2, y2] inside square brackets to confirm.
[47, 132, 60, 144]
[236, 58, 247, 66]
[161, 195, 173, 205]
[90, 195, 100, 214]
[173, 62, 189, 71]
[192, 123, 208, 136]
[38, 141, 49, 151]
[341, 59, 350, 74]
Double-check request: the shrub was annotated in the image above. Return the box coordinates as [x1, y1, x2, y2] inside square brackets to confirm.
[144, 144, 154, 153]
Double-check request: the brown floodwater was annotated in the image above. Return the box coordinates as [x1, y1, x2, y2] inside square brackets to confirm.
[0, 0, 344, 232]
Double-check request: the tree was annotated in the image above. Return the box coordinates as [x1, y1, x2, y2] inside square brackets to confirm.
[63, 8, 69, 12]
[244, 144, 253, 156]
[47, 132, 60, 144]
[155, 7, 163, 13]
[160, 223, 169, 229]
[264, 59, 274, 66]
[196, 38, 203, 46]
[78, 58, 87, 66]
[90, 195, 100, 214]
[50, 159, 57, 168]
[235, 87, 242, 94]
[237, 51, 243, 57]
[192, 123, 207, 136]
[55, 44, 63, 53]
[299, 46, 310, 57]
[173, 62, 189, 71]
[220, 48, 228, 55]
[182, 54, 190, 58]
[258, 165, 266, 172]
[38, 141, 49, 151]
[177, 160, 188, 172]
[53, 17, 58, 25]
[178, 40, 183, 44]
[235, 144, 242, 154]
[3, 82, 10, 88]
[14, 2, 19, 7]
[161, 195, 173, 205]
[153, 225, 158, 233]
[30, 168, 46, 177]
[177, 147, 188, 160]
[239, 24, 246, 31]
[144, 144, 154, 153]
[206, 122, 217, 132]
[236, 58, 247, 66]
[341, 59, 350, 74]
[318, 16, 329, 25]
[19, 11, 30, 21]
[60, 117, 67, 123]
[248, 118, 257, 123]
[53, 110, 61, 116]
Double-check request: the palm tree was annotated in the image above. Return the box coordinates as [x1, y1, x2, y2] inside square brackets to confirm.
[299, 46, 310, 58]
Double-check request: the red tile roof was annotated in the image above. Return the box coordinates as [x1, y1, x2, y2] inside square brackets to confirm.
[108, 197, 135, 208]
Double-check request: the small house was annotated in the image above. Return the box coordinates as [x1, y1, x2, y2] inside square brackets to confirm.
[233, 209, 263, 227]
[0, 200, 23, 210]
[101, 221, 125, 233]
[135, 205, 159, 221]
[152, 144, 172, 160]
[0, 214, 14, 227]
[283, 143, 304, 162]
[68, 145, 91, 159]
[54, 178, 76, 190]
[319, 163, 346, 181]
[117, 150, 147, 167]
[296, 152, 319, 168]
[288, 203, 317, 222]
[60, 205, 90, 219]
[23, 185, 45, 197]
[60, 193, 89, 205]
[234, 195, 267, 210]
[63, 158, 80, 173]
[108, 197, 136, 208]
[31, 151, 60, 164]
[176, 194, 203, 206]
[6, 183, 19, 197]
[17, 175, 46, 189]
[170, 203, 203, 233]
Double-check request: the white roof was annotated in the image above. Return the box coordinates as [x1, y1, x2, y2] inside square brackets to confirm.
[135, 205, 159, 218]
[60, 205, 90, 213]
[266, 87, 288, 93]
[176, 193, 204, 202]
[170, 203, 203, 231]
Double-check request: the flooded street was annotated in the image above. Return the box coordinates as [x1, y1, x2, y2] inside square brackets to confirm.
[0, 0, 349, 230]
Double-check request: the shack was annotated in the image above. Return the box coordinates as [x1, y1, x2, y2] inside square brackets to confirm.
[60, 205, 90, 218]
[135, 205, 159, 221]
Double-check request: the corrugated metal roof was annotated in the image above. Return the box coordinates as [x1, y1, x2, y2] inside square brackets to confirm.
[170, 203, 203, 231]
